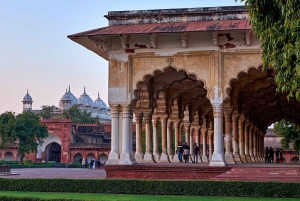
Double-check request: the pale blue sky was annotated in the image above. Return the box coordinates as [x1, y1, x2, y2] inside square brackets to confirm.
[0, 0, 243, 114]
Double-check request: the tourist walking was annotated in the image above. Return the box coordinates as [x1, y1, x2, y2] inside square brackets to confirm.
[193, 143, 200, 163]
[176, 142, 184, 163]
[264, 147, 269, 163]
[183, 143, 190, 163]
[269, 147, 274, 163]
[81, 159, 86, 169]
[92, 159, 96, 169]
[279, 148, 283, 163]
[275, 148, 280, 163]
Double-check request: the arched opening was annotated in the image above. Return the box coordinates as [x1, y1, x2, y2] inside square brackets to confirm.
[99, 153, 108, 164]
[86, 153, 95, 163]
[132, 66, 212, 163]
[74, 153, 82, 163]
[4, 152, 13, 161]
[226, 67, 300, 163]
[45, 142, 61, 163]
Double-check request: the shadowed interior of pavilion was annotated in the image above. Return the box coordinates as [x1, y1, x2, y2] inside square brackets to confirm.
[105, 66, 300, 181]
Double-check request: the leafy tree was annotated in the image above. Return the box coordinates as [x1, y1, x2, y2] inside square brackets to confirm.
[0, 111, 48, 164]
[39, 105, 56, 119]
[0, 112, 16, 149]
[62, 105, 97, 124]
[274, 119, 300, 153]
[238, 0, 300, 100]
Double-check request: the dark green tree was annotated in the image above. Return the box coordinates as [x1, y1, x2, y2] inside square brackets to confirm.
[39, 105, 56, 119]
[238, 0, 300, 100]
[274, 119, 300, 153]
[0, 111, 48, 164]
[0, 112, 17, 150]
[62, 105, 97, 124]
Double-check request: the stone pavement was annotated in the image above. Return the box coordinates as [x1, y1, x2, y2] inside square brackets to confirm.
[3, 168, 106, 179]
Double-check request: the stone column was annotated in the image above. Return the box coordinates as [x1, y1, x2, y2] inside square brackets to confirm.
[201, 125, 209, 163]
[189, 129, 194, 158]
[120, 105, 136, 164]
[208, 127, 213, 161]
[143, 111, 154, 162]
[106, 105, 120, 164]
[253, 128, 257, 162]
[167, 121, 173, 160]
[196, 127, 201, 162]
[209, 102, 226, 166]
[238, 114, 247, 163]
[172, 121, 180, 162]
[261, 132, 265, 162]
[160, 117, 170, 162]
[152, 117, 160, 162]
[134, 111, 143, 162]
[232, 112, 241, 163]
[224, 108, 235, 164]
[184, 124, 190, 147]
[244, 120, 250, 163]
[179, 125, 183, 142]
[249, 124, 255, 163]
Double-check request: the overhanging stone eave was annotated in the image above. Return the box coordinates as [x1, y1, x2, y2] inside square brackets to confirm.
[67, 36, 109, 61]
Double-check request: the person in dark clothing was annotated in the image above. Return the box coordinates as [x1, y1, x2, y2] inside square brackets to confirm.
[193, 143, 200, 163]
[275, 148, 280, 163]
[97, 160, 101, 168]
[279, 148, 283, 162]
[264, 147, 269, 163]
[269, 147, 274, 163]
[176, 142, 184, 163]
[90, 159, 94, 169]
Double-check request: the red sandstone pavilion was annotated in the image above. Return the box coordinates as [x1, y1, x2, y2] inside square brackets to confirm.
[66, 5, 300, 179]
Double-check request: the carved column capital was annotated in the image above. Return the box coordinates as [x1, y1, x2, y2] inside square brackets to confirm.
[212, 103, 223, 118]
[223, 107, 233, 122]
[143, 111, 152, 123]
[109, 105, 119, 118]
[134, 111, 143, 122]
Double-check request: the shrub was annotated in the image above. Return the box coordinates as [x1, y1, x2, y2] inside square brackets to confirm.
[23, 159, 33, 166]
[0, 179, 299, 198]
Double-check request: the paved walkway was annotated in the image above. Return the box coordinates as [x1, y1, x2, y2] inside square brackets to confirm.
[4, 168, 106, 179]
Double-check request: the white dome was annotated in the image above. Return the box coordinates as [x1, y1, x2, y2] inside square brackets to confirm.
[94, 92, 108, 109]
[59, 89, 72, 109]
[78, 87, 94, 107]
[67, 86, 78, 105]
[22, 90, 33, 102]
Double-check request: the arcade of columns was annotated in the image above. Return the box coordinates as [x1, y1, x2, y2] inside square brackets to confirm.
[68, 6, 300, 166]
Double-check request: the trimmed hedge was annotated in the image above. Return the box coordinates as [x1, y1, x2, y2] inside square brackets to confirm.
[0, 196, 76, 201]
[0, 179, 299, 198]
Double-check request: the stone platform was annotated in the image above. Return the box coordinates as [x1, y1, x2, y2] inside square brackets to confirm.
[105, 163, 231, 180]
[105, 163, 300, 182]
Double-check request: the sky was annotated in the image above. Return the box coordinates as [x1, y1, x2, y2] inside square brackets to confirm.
[0, 0, 244, 114]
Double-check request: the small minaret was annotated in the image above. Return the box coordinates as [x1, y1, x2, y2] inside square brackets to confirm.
[22, 90, 33, 112]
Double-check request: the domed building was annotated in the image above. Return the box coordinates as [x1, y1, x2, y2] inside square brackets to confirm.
[23, 86, 111, 122]
[22, 90, 33, 111]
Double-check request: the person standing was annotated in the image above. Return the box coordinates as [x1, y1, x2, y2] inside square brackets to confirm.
[92, 159, 96, 170]
[176, 142, 184, 163]
[265, 147, 269, 163]
[193, 143, 200, 163]
[269, 147, 274, 163]
[279, 148, 283, 163]
[183, 142, 190, 163]
[81, 159, 86, 169]
[275, 148, 279, 163]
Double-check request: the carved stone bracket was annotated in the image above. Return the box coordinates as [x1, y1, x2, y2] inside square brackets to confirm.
[181, 32, 188, 48]
[212, 31, 218, 45]
[88, 36, 112, 51]
[150, 34, 157, 49]
[120, 35, 129, 49]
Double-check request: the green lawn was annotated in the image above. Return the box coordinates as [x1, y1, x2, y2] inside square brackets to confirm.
[0, 191, 298, 201]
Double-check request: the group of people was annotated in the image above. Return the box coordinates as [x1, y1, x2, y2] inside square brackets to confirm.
[176, 142, 202, 163]
[264, 147, 283, 163]
[81, 159, 101, 169]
